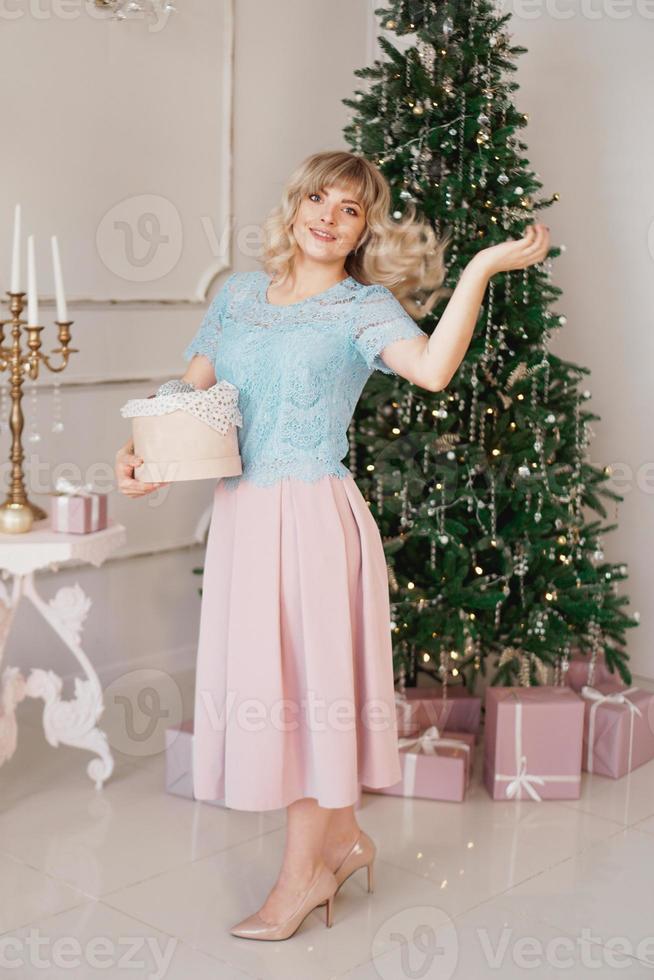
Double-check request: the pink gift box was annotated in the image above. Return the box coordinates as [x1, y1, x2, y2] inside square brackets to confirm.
[579, 682, 654, 779]
[363, 726, 475, 802]
[395, 684, 481, 741]
[165, 720, 364, 809]
[50, 490, 108, 533]
[564, 651, 620, 693]
[483, 686, 584, 801]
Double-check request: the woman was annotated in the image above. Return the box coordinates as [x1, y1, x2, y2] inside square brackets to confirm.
[115, 150, 550, 941]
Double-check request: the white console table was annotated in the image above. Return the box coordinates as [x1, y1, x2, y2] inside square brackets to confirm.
[0, 518, 126, 789]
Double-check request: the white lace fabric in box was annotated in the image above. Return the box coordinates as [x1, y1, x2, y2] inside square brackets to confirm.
[120, 380, 243, 483]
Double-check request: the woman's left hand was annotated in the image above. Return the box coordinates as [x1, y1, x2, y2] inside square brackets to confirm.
[470, 222, 551, 279]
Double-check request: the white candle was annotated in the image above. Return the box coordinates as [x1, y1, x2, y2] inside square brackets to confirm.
[11, 204, 21, 293]
[27, 235, 39, 326]
[50, 235, 68, 322]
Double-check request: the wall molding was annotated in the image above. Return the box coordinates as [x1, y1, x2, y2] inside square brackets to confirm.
[19, 373, 198, 392]
[0, 0, 234, 309]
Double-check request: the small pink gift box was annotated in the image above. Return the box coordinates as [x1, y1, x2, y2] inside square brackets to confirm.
[395, 684, 481, 741]
[363, 726, 475, 802]
[483, 686, 584, 801]
[579, 683, 654, 779]
[564, 651, 620, 693]
[49, 478, 108, 534]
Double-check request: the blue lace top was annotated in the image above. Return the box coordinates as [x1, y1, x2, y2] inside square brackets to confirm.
[182, 270, 428, 491]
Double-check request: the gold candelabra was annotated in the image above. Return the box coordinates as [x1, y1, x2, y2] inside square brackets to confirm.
[0, 291, 77, 534]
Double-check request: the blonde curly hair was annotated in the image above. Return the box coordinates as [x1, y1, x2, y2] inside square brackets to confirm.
[260, 150, 452, 319]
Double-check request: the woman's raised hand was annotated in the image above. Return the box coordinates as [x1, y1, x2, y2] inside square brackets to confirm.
[471, 222, 551, 279]
[115, 438, 169, 498]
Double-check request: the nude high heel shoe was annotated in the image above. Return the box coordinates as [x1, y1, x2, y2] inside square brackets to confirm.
[229, 863, 338, 941]
[319, 828, 377, 903]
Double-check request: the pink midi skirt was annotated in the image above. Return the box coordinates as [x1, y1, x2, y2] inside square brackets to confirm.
[192, 472, 402, 811]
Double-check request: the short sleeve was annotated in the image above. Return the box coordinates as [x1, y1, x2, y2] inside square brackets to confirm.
[183, 272, 238, 364]
[351, 284, 428, 375]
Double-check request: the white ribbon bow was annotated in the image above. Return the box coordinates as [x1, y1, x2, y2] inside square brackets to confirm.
[581, 685, 642, 774]
[398, 724, 471, 797]
[505, 754, 546, 801]
[398, 724, 471, 756]
[54, 477, 94, 496]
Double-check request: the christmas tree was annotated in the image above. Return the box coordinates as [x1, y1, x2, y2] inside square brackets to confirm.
[342, 0, 638, 691]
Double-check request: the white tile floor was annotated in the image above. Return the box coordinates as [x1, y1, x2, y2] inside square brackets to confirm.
[1, 670, 653, 979]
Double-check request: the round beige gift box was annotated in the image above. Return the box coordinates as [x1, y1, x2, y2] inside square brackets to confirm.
[120, 380, 243, 482]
